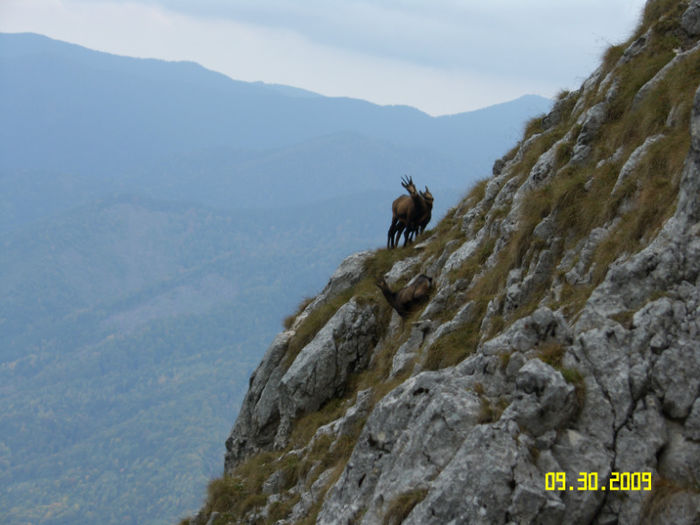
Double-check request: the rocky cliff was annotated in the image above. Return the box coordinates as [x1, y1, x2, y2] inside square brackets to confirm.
[185, 1, 700, 523]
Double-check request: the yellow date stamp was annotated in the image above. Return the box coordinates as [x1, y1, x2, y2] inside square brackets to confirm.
[545, 472, 652, 491]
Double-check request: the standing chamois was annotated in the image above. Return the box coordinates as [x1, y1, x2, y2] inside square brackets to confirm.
[376, 274, 433, 317]
[406, 186, 433, 244]
[387, 176, 431, 249]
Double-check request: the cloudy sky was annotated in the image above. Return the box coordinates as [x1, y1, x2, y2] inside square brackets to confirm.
[1, 0, 647, 115]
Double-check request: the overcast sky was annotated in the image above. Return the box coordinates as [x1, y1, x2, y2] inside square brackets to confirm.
[1, 0, 647, 115]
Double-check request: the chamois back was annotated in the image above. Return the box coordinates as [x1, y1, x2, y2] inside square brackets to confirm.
[376, 274, 433, 317]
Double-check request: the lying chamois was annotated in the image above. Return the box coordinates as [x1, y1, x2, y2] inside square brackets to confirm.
[376, 274, 433, 317]
[406, 186, 433, 244]
[387, 176, 431, 248]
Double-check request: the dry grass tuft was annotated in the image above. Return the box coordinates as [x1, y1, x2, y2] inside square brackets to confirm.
[383, 489, 429, 525]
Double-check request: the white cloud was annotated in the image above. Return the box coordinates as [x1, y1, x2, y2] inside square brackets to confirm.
[0, 0, 646, 115]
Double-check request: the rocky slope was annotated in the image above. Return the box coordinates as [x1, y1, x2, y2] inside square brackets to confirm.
[184, 1, 700, 523]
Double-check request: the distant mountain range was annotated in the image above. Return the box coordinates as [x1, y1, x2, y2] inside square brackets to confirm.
[0, 32, 551, 228]
[0, 32, 552, 525]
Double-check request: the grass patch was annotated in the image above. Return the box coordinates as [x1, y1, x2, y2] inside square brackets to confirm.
[499, 351, 512, 371]
[534, 342, 585, 409]
[418, 213, 466, 264]
[611, 309, 635, 329]
[198, 391, 367, 524]
[537, 341, 565, 368]
[561, 367, 586, 410]
[267, 493, 301, 523]
[477, 395, 509, 424]
[601, 42, 627, 72]
[423, 299, 486, 370]
[523, 115, 546, 140]
[593, 133, 686, 284]
[448, 245, 487, 285]
[383, 489, 429, 525]
[553, 134, 575, 168]
[465, 178, 489, 208]
[639, 0, 686, 36]
[203, 456, 274, 519]
[295, 461, 348, 525]
[477, 397, 496, 424]
[556, 281, 595, 319]
[283, 296, 315, 329]
[641, 476, 700, 524]
[477, 237, 496, 264]
[289, 398, 347, 448]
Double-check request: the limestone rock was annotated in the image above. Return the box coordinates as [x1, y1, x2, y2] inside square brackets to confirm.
[572, 103, 607, 163]
[317, 371, 483, 524]
[506, 359, 577, 436]
[612, 134, 665, 194]
[224, 331, 292, 471]
[291, 250, 372, 330]
[682, 0, 700, 36]
[279, 299, 379, 431]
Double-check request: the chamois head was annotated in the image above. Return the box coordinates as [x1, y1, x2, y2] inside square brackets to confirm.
[420, 186, 433, 207]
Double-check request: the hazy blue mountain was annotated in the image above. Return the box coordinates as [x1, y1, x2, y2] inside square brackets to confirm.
[0, 32, 550, 230]
[0, 31, 552, 525]
[0, 31, 547, 171]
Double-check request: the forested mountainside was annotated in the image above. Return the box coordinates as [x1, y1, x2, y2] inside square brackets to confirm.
[185, 1, 700, 523]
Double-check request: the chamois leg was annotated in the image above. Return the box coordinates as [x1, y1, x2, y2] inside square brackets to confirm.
[395, 222, 406, 248]
[388, 218, 399, 249]
[406, 227, 416, 244]
[403, 226, 412, 247]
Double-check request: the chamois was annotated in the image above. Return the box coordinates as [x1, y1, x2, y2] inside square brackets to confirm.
[387, 175, 421, 249]
[376, 274, 433, 317]
[406, 186, 434, 244]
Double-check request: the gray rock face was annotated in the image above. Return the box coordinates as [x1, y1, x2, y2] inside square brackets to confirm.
[508, 359, 577, 436]
[291, 250, 372, 331]
[652, 344, 700, 418]
[317, 371, 484, 525]
[572, 103, 607, 163]
[224, 330, 292, 471]
[280, 299, 379, 423]
[224, 297, 379, 473]
[612, 133, 665, 193]
[682, 0, 700, 36]
[384, 256, 422, 287]
[633, 40, 700, 107]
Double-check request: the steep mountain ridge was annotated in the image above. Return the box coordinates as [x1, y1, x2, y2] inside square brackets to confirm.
[187, 1, 700, 523]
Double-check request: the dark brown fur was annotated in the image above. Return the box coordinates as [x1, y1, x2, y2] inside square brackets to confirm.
[406, 186, 434, 243]
[388, 176, 420, 249]
[387, 177, 433, 248]
[376, 274, 433, 317]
